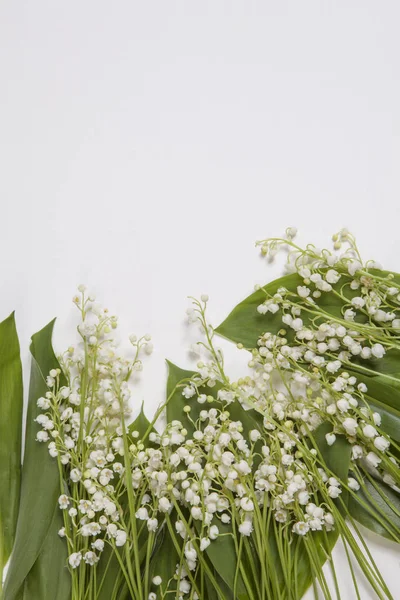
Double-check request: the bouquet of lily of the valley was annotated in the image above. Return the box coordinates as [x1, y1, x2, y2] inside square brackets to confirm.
[1, 229, 399, 600]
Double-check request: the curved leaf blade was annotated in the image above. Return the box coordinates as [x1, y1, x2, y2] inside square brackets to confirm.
[4, 320, 70, 600]
[215, 274, 302, 348]
[0, 312, 23, 575]
[348, 478, 400, 542]
[20, 501, 70, 599]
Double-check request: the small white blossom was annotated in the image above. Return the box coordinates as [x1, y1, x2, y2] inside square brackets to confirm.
[115, 530, 127, 547]
[342, 418, 358, 436]
[293, 521, 309, 536]
[238, 521, 253, 536]
[366, 452, 381, 468]
[374, 436, 390, 452]
[325, 433, 336, 446]
[348, 478, 360, 491]
[363, 425, 377, 439]
[371, 344, 385, 359]
[68, 552, 82, 569]
[58, 495, 70, 509]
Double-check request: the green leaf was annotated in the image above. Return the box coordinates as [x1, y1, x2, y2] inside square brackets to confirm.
[20, 502, 70, 599]
[4, 320, 70, 600]
[215, 274, 302, 348]
[367, 400, 400, 444]
[227, 401, 263, 438]
[0, 313, 23, 576]
[353, 366, 400, 411]
[348, 477, 400, 542]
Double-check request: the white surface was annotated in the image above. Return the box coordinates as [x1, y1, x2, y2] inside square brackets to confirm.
[0, 2, 399, 597]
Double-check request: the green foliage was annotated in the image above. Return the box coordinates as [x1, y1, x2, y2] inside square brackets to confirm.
[215, 274, 302, 348]
[348, 477, 400, 542]
[0, 313, 23, 581]
[3, 320, 70, 600]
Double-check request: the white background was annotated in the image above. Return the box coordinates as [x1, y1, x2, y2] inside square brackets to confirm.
[0, 2, 399, 597]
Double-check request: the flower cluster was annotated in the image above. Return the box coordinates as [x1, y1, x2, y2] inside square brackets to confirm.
[34, 287, 155, 596]
[252, 229, 400, 491]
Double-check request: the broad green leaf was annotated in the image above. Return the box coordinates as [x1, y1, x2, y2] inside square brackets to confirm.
[0, 313, 23, 576]
[352, 347, 400, 381]
[348, 477, 400, 542]
[227, 400, 263, 437]
[351, 363, 400, 408]
[215, 274, 302, 348]
[367, 400, 400, 444]
[20, 501, 70, 599]
[4, 320, 70, 600]
[166, 360, 225, 436]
